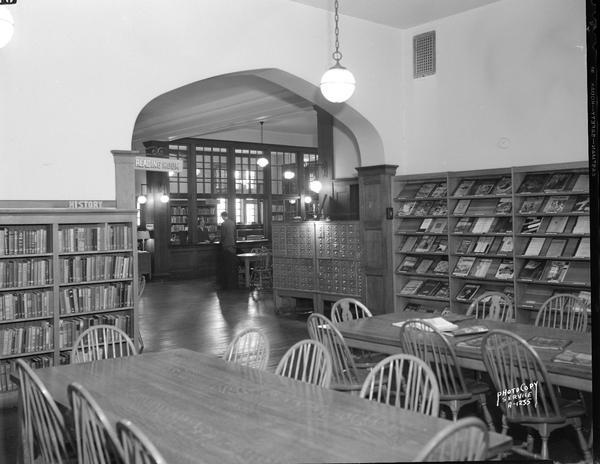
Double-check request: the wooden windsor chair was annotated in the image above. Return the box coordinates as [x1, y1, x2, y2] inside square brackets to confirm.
[224, 327, 270, 370]
[414, 416, 489, 462]
[249, 246, 273, 298]
[359, 353, 440, 416]
[466, 291, 515, 322]
[117, 419, 167, 464]
[15, 359, 75, 464]
[307, 313, 370, 392]
[275, 339, 332, 388]
[71, 324, 137, 364]
[535, 293, 588, 332]
[68, 382, 126, 464]
[330, 298, 387, 367]
[399, 319, 494, 429]
[481, 330, 591, 461]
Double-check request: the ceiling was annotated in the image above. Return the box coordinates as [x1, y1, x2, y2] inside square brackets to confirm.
[133, 1, 501, 147]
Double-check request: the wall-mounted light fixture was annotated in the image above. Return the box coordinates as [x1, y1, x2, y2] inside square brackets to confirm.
[0, 7, 15, 49]
[303, 196, 313, 204]
[160, 193, 170, 203]
[320, 0, 355, 103]
[309, 180, 323, 193]
[283, 170, 295, 180]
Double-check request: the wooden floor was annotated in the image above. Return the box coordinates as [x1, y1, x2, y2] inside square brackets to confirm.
[0, 276, 589, 463]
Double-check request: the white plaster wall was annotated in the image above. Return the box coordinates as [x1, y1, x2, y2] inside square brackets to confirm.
[0, 0, 400, 200]
[397, 0, 588, 175]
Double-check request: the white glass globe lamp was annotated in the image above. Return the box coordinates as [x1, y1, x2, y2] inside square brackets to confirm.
[320, 64, 356, 103]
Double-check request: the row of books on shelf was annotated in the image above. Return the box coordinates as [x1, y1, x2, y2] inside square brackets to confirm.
[59, 282, 133, 314]
[522, 237, 589, 258]
[519, 260, 589, 284]
[170, 206, 189, 215]
[0, 258, 52, 289]
[171, 216, 188, 224]
[518, 172, 588, 194]
[456, 236, 513, 255]
[396, 182, 448, 200]
[58, 225, 132, 252]
[399, 235, 447, 254]
[453, 257, 514, 280]
[521, 215, 588, 235]
[452, 176, 512, 197]
[197, 206, 216, 215]
[0, 290, 52, 321]
[0, 355, 54, 392]
[0, 321, 53, 356]
[399, 279, 450, 298]
[454, 217, 512, 234]
[59, 255, 133, 283]
[58, 314, 131, 349]
[396, 256, 448, 275]
[453, 198, 512, 216]
[518, 195, 589, 215]
[0, 227, 49, 255]
[396, 200, 448, 217]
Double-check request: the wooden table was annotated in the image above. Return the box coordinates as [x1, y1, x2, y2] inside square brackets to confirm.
[336, 311, 592, 392]
[26, 348, 511, 463]
[236, 252, 260, 288]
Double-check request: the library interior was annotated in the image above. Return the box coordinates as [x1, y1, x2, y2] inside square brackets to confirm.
[0, 0, 596, 463]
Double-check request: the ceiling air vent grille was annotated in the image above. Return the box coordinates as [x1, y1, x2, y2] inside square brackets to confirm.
[413, 31, 436, 79]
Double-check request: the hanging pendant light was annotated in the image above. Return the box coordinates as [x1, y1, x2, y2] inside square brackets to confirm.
[257, 121, 269, 168]
[320, 0, 355, 103]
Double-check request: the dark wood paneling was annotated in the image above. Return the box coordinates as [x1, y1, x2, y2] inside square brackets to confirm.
[365, 274, 385, 314]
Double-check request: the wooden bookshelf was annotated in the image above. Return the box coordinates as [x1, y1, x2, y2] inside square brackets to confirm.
[393, 173, 450, 313]
[0, 208, 138, 401]
[391, 161, 590, 322]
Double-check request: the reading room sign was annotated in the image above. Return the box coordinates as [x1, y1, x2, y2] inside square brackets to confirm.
[134, 156, 183, 173]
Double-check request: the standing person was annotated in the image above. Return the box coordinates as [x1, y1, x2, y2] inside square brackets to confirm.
[219, 211, 237, 289]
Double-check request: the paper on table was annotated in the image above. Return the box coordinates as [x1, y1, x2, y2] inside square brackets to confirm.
[392, 317, 458, 332]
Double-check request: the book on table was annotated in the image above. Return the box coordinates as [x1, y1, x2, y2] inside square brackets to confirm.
[453, 180, 476, 197]
[392, 316, 458, 332]
[451, 325, 489, 337]
[528, 336, 571, 351]
[455, 284, 481, 302]
[553, 350, 592, 366]
[453, 257, 476, 276]
[414, 183, 438, 198]
[524, 237, 545, 256]
[493, 176, 512, 195]
[455, 335, 485, 350]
